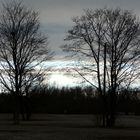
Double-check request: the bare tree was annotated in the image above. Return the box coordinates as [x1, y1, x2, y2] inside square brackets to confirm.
[62, 8, 140, 127]
[0, 1, 52, 124]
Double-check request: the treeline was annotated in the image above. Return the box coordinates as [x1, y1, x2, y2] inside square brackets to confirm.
[0, 86, 140, 115]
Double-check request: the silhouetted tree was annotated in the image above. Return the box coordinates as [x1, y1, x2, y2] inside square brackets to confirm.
[63, 8, 140, 127]
[0, 1, 52, 124]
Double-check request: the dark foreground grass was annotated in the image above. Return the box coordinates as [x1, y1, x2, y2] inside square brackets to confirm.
[0, 114, 139, 140]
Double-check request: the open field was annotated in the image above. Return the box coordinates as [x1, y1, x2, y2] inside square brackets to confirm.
[0, 114, 139, 140]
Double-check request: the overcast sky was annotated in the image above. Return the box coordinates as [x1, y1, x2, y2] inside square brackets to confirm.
[2, 0, 140, 60]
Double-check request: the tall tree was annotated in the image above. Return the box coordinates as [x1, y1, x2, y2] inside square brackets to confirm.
[63, 8, 140, 127]
[0, 1, 52, 124]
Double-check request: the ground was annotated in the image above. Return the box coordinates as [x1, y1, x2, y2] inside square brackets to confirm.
[0, 114, 139, 140]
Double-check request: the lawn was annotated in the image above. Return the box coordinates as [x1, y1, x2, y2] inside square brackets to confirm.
[0, 114, 139, 140]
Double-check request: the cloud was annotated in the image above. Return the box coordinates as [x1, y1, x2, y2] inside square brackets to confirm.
[1, 0, 140, 60]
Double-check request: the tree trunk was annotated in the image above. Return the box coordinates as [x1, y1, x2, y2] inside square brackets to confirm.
[13, 94, 20, 124]
[106, 89, 117, 127]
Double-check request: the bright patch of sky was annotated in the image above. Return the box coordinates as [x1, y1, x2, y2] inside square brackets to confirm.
[47, 73, 81, 88]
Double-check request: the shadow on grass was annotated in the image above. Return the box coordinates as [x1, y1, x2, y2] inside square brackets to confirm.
[99, 136, 140, 140]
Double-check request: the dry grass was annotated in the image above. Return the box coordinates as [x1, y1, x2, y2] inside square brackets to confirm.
[0, 114, 139, 140]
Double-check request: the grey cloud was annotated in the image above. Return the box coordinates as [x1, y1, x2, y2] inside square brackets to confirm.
[23, 0, 140, 8]
[1, 0, 140, 60]
[22, 0, 140, 60]
[23, 0, 140, 12]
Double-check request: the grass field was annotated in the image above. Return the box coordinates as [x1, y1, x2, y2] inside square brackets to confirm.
[0, 114, 139, 140]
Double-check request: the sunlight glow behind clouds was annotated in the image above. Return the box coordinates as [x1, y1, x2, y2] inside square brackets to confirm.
[48, 73, 79, 88]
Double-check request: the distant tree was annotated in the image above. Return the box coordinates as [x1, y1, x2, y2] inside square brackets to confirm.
[0, 1, 52, 124]
[62, 8, 140, 127]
